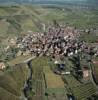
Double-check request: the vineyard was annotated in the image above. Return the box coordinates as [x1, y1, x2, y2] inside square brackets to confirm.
[63, 74, 97, 100]
[32, 59, 44, 100]
[30, 57, 97, 100]
[44, 66, 64, 88]
[72, 82, 97, 99]
[62, 75, 81, 88]
[31, 57, 67, 100]
[43, 62, 67, 100]
[34, 66, 43, 100]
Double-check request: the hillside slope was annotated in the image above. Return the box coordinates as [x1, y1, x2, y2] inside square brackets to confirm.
[0, 5, 98, 39]
[0, 63, 29, 100]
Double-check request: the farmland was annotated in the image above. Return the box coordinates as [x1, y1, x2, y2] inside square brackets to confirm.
[72, 82, 97, 99]
[0, 4, 98, 100]
[44, 65, 66, 100]
[44, 65, 64, 88]
[31, 57, 67, 100]
[0, 5, 98, 41]
[62, 74, 97, 100]
[7, 56, 98, 100]
[0, 63, 29, 100]
[30, 57, 97, 100]
[0, 54, 98, 100]
[31, 57, 46, 100]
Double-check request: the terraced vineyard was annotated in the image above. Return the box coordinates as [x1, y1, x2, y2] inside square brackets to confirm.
[31, 57, 46, 100]
[43, 59, 67, 100]
[1, 55, 97, 100]
[63, 74, 97, 100]
[63, 75, 81, 88]
[31, 57, 68, 100]
[34, 66, 44, 100]
[72, 82, 97, 99]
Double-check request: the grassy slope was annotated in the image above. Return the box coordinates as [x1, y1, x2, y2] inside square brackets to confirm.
[0, 63, 29, 100]
[0, 5, 98, 39]
[0, 87, 19, 100]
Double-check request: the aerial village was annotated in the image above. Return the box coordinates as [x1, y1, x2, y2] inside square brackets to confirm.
[1, 23, 98, 64]
[0, 23, 98, 99]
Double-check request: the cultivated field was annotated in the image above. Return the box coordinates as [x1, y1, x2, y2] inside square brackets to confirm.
[44, 66, 64, 88]
[31, 57, 46, 100]
[72, 82, 97, 99]
[63, 74, 97, 100]
[31, 57, 67, 100]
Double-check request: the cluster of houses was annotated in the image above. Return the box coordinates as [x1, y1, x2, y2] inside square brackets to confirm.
[0, 62, 6, 70]
[1, 25, 98, 73]
[16, 26, 80, 57]
[8, 25, 96, 81]
[14, 25, 98, 60]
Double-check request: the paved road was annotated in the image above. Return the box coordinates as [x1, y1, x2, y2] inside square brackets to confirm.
[23, 56, 36, 63]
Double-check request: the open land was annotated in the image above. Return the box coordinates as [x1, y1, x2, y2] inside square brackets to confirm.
[0, 4, 98, 100]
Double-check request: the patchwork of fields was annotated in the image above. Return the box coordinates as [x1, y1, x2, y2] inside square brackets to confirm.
[0, 55, 97, 100]
[31, 57, 67, 100]
[0, 5, 98, 40]
[44, 66, 66, 100]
